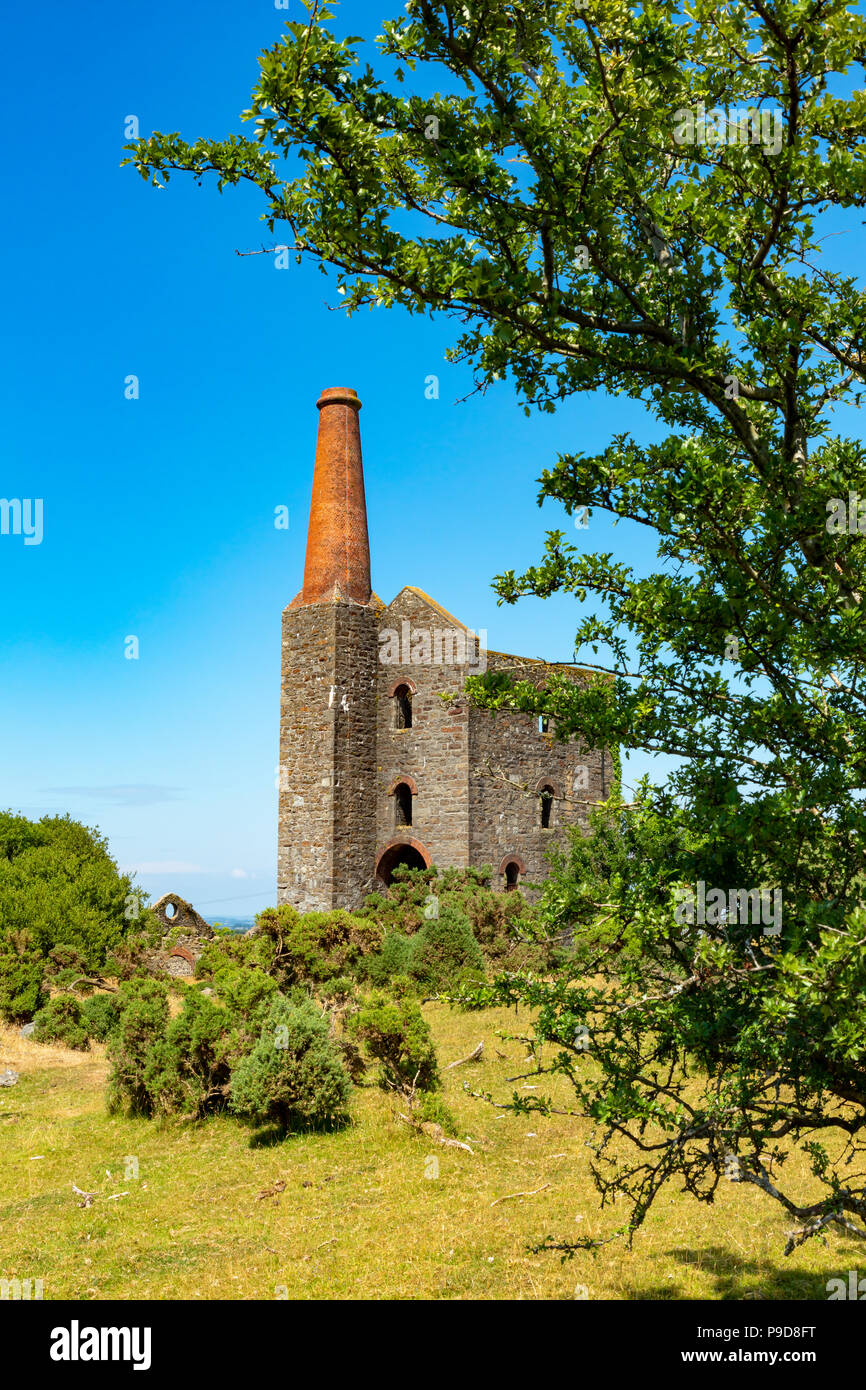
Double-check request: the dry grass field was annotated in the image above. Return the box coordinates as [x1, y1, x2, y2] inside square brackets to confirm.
[0, 1004, 855, 1301]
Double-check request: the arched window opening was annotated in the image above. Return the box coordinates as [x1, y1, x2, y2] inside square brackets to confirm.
[538, 715, 549, 733]
[394, 781, 413, 827]
[504, 861, 520, 891]
[539, 785, 554, 829]
[394, 684, 413, 729]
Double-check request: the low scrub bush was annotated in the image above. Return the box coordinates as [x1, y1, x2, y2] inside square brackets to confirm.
[208, 962, 278, 1024]
[408, 905, 485, 993]
[349, 991, 439, 1091]
[32, 995, 89, 1050]
[81, 992, 122, 1042]
[106, 978, 171, 1117]
[230, 996, 351, 1131]
[415, 1091, 459, 1136]
[143, 991, 233, 1118]
[360, 931, 414, 987]
[359, 864, 438, 934]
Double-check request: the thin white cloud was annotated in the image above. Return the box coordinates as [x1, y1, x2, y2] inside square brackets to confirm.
[230, 868, 248, 879]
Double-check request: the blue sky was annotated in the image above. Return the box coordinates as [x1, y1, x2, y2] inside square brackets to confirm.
[0, 1, 861, 917]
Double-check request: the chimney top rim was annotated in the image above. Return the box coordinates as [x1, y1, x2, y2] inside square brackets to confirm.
[317, 387, 362, 411]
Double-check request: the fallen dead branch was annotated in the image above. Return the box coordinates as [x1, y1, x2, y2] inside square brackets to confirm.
[490, 1183, 551, 1208]
[72, 1183, 129, 1208]
[446, 1041, 484, 1069]
[397, 1113, 474, 1154]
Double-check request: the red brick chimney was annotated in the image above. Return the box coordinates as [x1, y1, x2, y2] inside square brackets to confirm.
[291, 387, 372, 607]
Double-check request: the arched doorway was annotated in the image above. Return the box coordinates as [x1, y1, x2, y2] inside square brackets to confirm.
[375, 838, 431, 887]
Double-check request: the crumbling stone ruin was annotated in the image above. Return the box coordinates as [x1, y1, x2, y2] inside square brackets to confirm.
[278, 388, 613, 913]
[146, 893, 213, 977]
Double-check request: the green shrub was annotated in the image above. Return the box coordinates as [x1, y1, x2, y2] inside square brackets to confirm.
[408, 905, 485, 993]
[359, 866, 549, 972]
[349, 991, 439, 1091]
[195, 925, 284, 987]
[416, 1091, 459, 1136]
[359, 864, 437, 934]
[45, 945, 93, 989]
[230, 996, 351, 1132]
[0, 943, 46, 1023]
[452, 964, 488, 995]
[335, 1032, 367, 1084]
[81, 992, 122, 1042]
[389, 973, 417, 999]
[209, 962, 278, 1022]
[360, 931, 414, 987]
[319, 974, 357, 1004]
[267, 907, 382, 983]
[32, 995, 89, 1050]
[143, 992, 233, 1117]
[106, 978, 170, 1116]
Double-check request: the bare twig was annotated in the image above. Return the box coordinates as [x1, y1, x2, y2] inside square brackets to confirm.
[490, 1183, 551, 1208]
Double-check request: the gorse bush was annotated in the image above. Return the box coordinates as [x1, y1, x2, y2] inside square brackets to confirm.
[360, 899, 498, 992]
[408, 905, 485, 993]
[81, 992, 122, 1042]
[357, 866, 550, 980]
[143, 991, 233, 1118]
[360, 864, 439, 935]
[32, 995, 89, 1051]
[45, 945, 95, 990]
[195, 926, 282, 988]
[197, 908, 383, 995]
[360, 930, 415, 987]
[230, 996, 351, 1131]
[194, 871, 543, 1003]
[415, 1091, 459, 1136]
[349, 991, 439, 1092]
[204, 960, 278, 1025]
[254, 906, 383, 983]
[106, 978, 171, 1117]
[104, 976, 351, 1132]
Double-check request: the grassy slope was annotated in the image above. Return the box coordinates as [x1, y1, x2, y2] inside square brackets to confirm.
[0, 1005, 855, 1301]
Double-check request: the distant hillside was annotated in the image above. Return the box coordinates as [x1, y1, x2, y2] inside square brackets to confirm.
[209, 916, 255, 933]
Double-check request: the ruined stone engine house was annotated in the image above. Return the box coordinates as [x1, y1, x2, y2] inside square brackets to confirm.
[278, 387, 611, 913]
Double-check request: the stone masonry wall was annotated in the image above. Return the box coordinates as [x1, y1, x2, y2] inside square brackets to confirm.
[331, 600, 379, 906]
[468, 654, 611, 888]
[278, 604, 336, 912]
[278, 599, 379, 912]
[375, 588, 474, 875]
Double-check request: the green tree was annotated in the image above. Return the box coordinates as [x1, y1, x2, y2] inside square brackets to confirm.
[0, 812, 151, 971]
[125, 1, 866, 1248]
[0, 935, 46, 1024]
